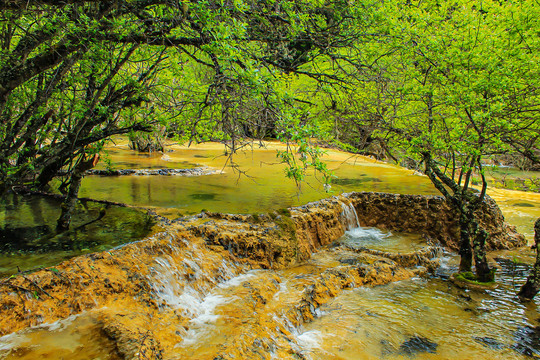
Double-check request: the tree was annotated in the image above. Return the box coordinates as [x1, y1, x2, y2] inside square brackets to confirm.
[393, 0, 539, 282]
[321, 0, 539, 281]
[518, 218, 540, 300]
[0, 0, 379, 228]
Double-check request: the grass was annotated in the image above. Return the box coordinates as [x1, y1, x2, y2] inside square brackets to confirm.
[453, 270, 497, 286]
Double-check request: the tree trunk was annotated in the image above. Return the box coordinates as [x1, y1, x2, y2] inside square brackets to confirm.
[0, 154, 8, 192]
[518, 218, 540, 301]
[458, 212, 473, 273]
[56, 154, 99, 231]
[37, 161, 64, 190]
[471, 222, 494, 282]
[129, 126, 165, 152]
[56, 170, 84, 232]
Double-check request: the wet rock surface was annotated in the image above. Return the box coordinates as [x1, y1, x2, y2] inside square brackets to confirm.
[85, 167, 220, 177]
[474, 336, 505, 350]
[513, 326, 540, 358]
[348, 192, 526, 250]
[398, 335, 438, 355]
[0, 191, 527, 359]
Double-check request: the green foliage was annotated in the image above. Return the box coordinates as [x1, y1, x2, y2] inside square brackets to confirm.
[276, 121, 334, 188]
[102, 152, 115, 173]
[0, 0, 536, 197]
[0, 0, 373, 191]
[307, 0, 539, 176]
[524, 177, 540, 192]
[457, 271, 477, 281]
[454, 270, 497, 285]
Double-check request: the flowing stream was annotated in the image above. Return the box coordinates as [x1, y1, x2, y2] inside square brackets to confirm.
[1, 224, 539, 359]
[1, 141, 540, 359]
[297, 252, 540, 359]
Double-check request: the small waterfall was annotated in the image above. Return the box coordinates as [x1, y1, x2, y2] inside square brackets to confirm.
[339, 200, 360, 230]
[148, 234, 245, 315]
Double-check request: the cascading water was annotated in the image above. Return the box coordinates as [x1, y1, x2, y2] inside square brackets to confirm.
[339, 199, 360, 230]
[0, 164, 538, 360]
[290, 229, 540, 360]
[342, 227, 430, 253]
[0, 221, 537, 360]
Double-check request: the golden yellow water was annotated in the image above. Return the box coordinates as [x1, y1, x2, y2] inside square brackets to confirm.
[81, 140, 436, 215]
[81, 140, 540, 241]
[0, 314, 119, 359]
[299, 275, 540, 359]
[2, 140, 540, 359]
[3, 239, 538, 359]
[487, 188, 540, 242]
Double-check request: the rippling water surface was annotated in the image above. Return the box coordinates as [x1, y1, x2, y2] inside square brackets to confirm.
[2, 228, 539, 360]
[299, 260, 540, 359]
[1, 141, 540, 359]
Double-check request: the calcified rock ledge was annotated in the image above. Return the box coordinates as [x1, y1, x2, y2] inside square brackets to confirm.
[0, 191, 525, 359]
[346, 192, 525, 250]
[86, 166, 222, 176]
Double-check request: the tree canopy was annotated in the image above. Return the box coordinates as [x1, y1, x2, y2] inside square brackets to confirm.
[0, 0, 375, 191]
[1, 0, 539, 279]
[333, 0, 539, 280]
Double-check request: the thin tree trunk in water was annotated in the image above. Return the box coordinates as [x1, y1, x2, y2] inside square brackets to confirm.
[56, 154, 99, 232]
[471, 222, 493, 282]
[458, 212, 473, 273]
[518, 218, 540, 300]
[56, 170, 84, 232]
[37, 161, 63, 190]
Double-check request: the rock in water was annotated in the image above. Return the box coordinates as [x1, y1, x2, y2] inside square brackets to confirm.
[473, 336, 505, 350]
[513, 325, 540, 358]
[399, 335, 438, 355]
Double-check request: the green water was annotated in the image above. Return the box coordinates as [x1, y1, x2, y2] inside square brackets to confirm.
[0, 194, 154, 276]
[2, 143, 539, 277]
[98, 149, 198, 170]
[341, 227, 429, 253]
[80, 144, 438, 215]
[78, 143, 540, 242]
[1, 143, 540, 360]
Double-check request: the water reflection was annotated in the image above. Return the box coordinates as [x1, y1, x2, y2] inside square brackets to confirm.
[0, 194, 154, 276]
[1, 143, 539, 359]
[80, 144, 440, 216]
[79, 143, 540, 246]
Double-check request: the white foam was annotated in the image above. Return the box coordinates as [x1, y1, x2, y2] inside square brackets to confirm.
[345, 227, 391, 239]
[151, 257, 184, 307]
[340, 201, 360, 230]
[0, 332, 27, 352]
[218, 271, 257, 289]
[0, 313, 83, 354]
[296, 330, 325, 351]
